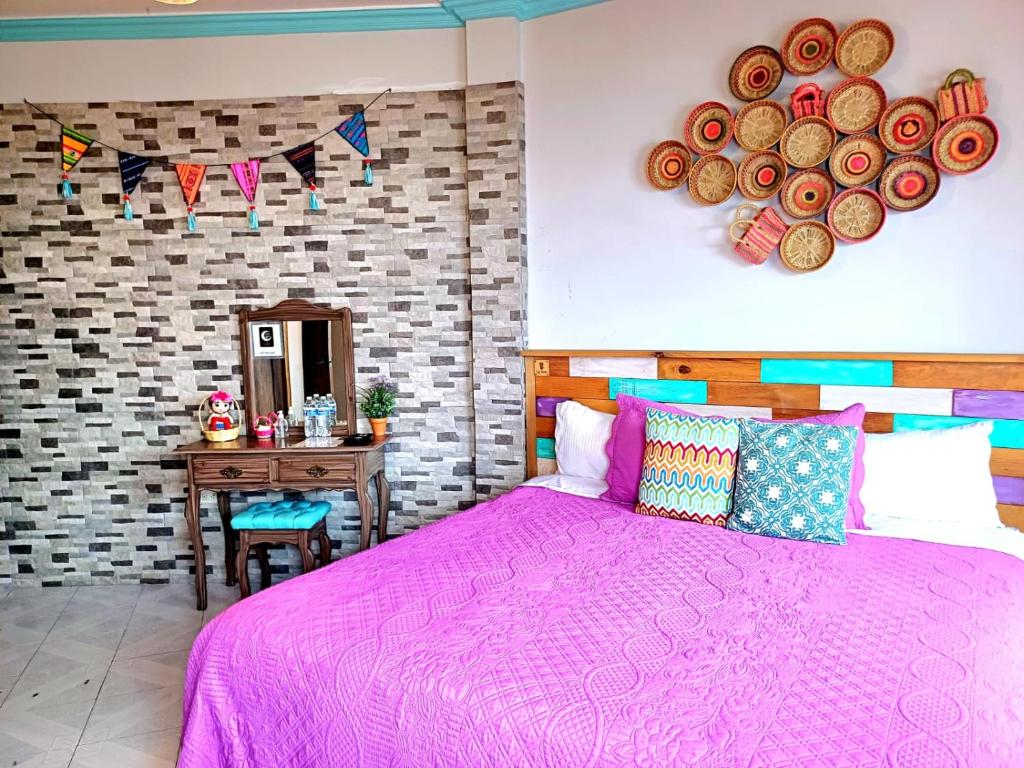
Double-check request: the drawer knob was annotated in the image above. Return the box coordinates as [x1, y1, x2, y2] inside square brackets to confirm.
[306, 465, 330, 478]
[219, 466, 243, 479]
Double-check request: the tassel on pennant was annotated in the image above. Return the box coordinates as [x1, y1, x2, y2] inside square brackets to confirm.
[308, 183, 322, 211]
[123, 194, 134, 221]
[60, 172, 73, 199]
[187, 205, 197, 232]
[363, 160, 374, 186]
[248, 204, 260, 230]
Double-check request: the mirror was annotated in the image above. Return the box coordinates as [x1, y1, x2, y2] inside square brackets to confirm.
[239, 300, 356, 435]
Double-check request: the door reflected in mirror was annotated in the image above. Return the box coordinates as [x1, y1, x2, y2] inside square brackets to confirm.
[247, 319, 350, 430]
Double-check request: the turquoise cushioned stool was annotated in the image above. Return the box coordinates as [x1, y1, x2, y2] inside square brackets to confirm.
[231, 499, 332, 598]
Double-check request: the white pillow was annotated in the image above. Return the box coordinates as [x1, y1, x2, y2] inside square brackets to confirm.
[554, 401, 614, 480]
[860, 421, 1000, 529]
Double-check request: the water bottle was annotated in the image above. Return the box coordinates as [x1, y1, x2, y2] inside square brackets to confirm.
[314, 396, 328, 438]
[303, 397, 314, 437]
[325, 394, 337, 428]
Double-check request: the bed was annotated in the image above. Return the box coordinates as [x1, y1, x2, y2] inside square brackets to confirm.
[180, 351, 1024, 767]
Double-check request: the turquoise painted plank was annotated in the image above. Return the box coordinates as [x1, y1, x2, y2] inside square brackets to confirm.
[536, 437, 556, 460]
[760, 359, 894, 386]
[0, 8, 461, 42]
[608, 378, 708, 404]
[893, 414, 1024, 449]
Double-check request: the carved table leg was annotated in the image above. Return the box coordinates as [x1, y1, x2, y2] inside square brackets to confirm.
[374, 471, 391, 545]
[217, 492, 236, 587]
[256, 545, 272, 590]
[186, 486, 207, 611]
[356, 482, 374, 552]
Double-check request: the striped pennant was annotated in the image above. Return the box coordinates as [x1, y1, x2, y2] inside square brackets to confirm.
[61, 126, 93, 173]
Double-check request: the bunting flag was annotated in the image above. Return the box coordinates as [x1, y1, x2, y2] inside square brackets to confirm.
[283, 142, 322, 210]
[117, 151, 150, 221]
[230, 159, 262, 230]
[175, 163, 206, 232]
[60, 126, 94, 199]
[335, 111, 370, 157]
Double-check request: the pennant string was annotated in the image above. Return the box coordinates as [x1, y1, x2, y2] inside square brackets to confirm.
[22, 88, 390, 169]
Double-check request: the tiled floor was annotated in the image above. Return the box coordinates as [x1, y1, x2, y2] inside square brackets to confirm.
[0, 582, 238, 768]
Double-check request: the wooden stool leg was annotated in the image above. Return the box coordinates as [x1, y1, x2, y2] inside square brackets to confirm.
[318, 530, 332, 568]
[256, 545, 272, 590]
[217, 492, 236, 587]
[237, 533, 251, 599]
[298, 532, 315, 574]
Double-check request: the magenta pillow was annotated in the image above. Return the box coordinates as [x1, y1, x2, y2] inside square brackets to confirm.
[599, 394, 868, 530]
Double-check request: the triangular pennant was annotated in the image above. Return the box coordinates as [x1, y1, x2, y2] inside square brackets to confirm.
[335, 111, 370, 157]
[61, 126, 93, 173]
[118, 151, 150, 196]
[175, 163, 206, 206]
[230, 159, 261, 203]
[283, 143, 317, 186]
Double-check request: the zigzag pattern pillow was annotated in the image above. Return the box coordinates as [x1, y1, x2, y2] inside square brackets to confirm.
[635, 409, 740, 527]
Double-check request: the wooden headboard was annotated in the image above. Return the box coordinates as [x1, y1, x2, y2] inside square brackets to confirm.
[522, 350, 1024, 531]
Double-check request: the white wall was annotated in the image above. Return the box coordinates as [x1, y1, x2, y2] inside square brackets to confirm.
[0, 28, 465, 102]
[523, 0, 1024, 352]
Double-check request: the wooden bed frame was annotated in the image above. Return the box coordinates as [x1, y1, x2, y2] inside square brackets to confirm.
[522, 350, 1024, 531]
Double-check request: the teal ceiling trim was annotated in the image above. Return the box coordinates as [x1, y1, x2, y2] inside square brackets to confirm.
[0, 0, 610, 42]
[0, 7, 461, 42]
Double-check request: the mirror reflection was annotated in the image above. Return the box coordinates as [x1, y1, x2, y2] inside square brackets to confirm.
[247, 319, 350, 429]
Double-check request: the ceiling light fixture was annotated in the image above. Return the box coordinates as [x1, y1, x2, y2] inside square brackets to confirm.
[154, 0, 201, 5]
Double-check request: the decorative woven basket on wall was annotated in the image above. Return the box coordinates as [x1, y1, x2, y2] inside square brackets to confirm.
[734, 100, 788, 151]
[779, 116, 836, 168]
[780, 221, 835, 272]
[827, 187, 887, 243]
[835, 18, 894, 77]
[689, 154, 737, 206]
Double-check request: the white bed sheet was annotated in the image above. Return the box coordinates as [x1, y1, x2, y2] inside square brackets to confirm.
[851, 518, 1024, 562]
[520, 473, 607, 499]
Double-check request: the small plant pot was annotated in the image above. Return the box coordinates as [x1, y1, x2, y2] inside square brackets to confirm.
[369, 418, 388, 439]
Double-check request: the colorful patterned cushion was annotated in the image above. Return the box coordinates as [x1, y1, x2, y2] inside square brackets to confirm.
[727, 420, 858, 545]
[635, 409, 740, 526]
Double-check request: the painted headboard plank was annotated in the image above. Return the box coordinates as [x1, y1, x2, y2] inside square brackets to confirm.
[953, 390, 1024, 420]
[893, 362, 1024, 390]
[760, 359, 894, 387]
[892, 415, 1024, 449]
[994, 477, 1024, 506]
[657, 357, 762, 382]
[820, 385, 953, 416]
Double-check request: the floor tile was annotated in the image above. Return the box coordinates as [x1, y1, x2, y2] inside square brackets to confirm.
[115, 605, 203, 661]
[3, 648, 109, 714]
[202, 582, 240, 626]
[97, 650, 189, 700]
[34, 601, 136, 667]
[70, 727, 181, 768]
[80, 682, 183, 745]
[0, 674, 18, 708]
[0, 701, 85, 768]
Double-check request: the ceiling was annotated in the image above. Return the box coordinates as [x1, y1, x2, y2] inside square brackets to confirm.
[0, 1, 440, 17]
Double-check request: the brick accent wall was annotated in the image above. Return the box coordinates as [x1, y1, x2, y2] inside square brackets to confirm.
[0, 85, 526, 586]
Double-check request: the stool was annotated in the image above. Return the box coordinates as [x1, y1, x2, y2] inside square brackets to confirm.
[230, 499, 333, 598]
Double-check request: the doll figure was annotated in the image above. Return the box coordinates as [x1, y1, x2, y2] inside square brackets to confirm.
[208, 391, 236, 431]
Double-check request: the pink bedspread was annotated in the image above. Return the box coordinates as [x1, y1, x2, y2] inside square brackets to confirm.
[180, 487, 1024, 767]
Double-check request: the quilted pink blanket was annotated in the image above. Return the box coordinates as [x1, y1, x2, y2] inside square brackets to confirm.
[180, 487, 1024, 767]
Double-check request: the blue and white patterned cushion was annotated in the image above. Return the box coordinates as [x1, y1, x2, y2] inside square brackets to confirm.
[727, 420, 858, 545]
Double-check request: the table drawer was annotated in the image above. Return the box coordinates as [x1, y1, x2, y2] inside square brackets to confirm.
[276, 456, 356, 484]
[193, 457, 271, 484]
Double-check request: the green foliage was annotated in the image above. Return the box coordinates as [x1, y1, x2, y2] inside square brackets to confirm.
[359, 375, 398, 419]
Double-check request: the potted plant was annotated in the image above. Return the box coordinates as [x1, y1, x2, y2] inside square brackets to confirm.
[359, 375, 397, 439]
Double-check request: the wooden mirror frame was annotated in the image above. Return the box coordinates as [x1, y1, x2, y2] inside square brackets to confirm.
[238, 299, 356, 436]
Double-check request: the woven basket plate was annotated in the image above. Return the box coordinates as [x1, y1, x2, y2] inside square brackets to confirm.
[646, 140, 692, 190]
[738, 150, 788, 200]
[729, 46, 784, 102]
[932, 114, 999, 175]
[779, 116, 836, 168]
[689, 154, 737, 206]
[780, 221, 835, 272]
[780, 167, 835, 219]
[878, 97, 939, 154]
[828, 187, 886, 243]
[879, 155, 941, 212]
[827, 77, 887, 134]
[835, 19, 894, 77]
[782, 18, 838, 75]
[828, 133, 886, 187]
[684, 101, 734, 155]
[735, 100, 788, 151]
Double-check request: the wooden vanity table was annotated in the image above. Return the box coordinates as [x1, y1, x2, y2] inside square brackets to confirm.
[173, 298, 392, 610]
[173, 434, 390, 610]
